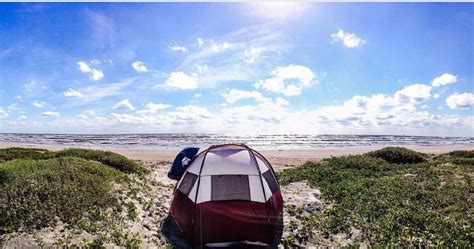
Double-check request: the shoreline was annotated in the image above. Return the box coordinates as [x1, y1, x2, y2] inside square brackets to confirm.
[1, 142, 472, 169]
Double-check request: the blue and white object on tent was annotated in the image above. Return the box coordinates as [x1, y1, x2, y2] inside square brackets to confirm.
[167, 147, 200, 180]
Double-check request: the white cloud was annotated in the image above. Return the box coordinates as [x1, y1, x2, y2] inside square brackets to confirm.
[77, 61, 104, 80]
[197, 38, 204, 47]
[331, 29, 366, 48]
[70, 82, 131, 105]
[194, 93, 202, 98]
[210, 41, 231, 53]
[131, 61, 148, 73]
[254, 64, 316, 96]
[275, 97, 290, 106]
[24, 80, 36, 92]
[33, 100, 45, 108]
[86, 10, 114, 48]
[163, 72, 198, 89]
[137, 103, 171, 114]
[177, 26, 287, 88]
[222, 89, 270, 104]
[114, 99, 135, 110]
[195, 64, 208, 74]
[170, 45, 187, 53]
[0, 108, 8, 118]
[243, 47, 264, 63]
[42, 111, 60, 117]
[17, 115, 27, 120]
[446, 92, 474, 109]
[432, 73, 457, 87]
[64, 88, 83, 97]
[174, 106, 213, 118]
[394, 84, 432, 104]
[90, 59, 112, 65]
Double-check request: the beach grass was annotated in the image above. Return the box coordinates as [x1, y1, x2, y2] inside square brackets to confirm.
[0, 148, 145, 236]
[278, 147, 473, 247]
[0, 147, 144, 173]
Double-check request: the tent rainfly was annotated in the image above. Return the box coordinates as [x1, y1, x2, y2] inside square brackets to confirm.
[162, 144, 284, 248]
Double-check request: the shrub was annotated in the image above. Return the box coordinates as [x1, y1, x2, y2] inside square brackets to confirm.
[325, 155, 387, 171]
[366, 147, 426, 164]
[277, 147, 472, 247]
[447, 150, 474, 158]
[0, 147, 144, 174]
[0, 147, 54, 161]
[54, 148, 144, 173]
[0, 157, 123, 233]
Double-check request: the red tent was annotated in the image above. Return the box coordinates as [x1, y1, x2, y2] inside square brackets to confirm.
[163, 144, 284, 248]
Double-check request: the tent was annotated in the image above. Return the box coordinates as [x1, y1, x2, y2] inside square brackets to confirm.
[162, 144, 284, 248]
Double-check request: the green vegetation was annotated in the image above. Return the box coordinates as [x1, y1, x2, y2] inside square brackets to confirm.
[278, 147, 473, 247]
[365, 147, 426, 164]
[0, 147, 144, 173]
[56, 148, 144, 173]
[0, 147, 145, 235]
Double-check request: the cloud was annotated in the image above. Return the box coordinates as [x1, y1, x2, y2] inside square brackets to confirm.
[24, 80, 36, 92]
[331, 29, 366, 48]
[131, 61, 148, 73]
[210, 41, 231, 53]
[275, 97, 289, 106]
[33, 100, 45, 108]
[163, 72, 198, 89]
[77, 61, 104, 80]
[394, 84, 432, 104]
[42, 111, 60, 117]
[69, 82, 131, 105]
[18, 115, 27, 120]
[197, 38, 204, 47]
[137, 103, 171, 114]
[86, 10, 114, 48]
[254, 64, 316, 96]
[243, 47, 264, 63]
[432, 73, 457, 87]
[446, 92, 474, 109]
[0, 108, 8, 118]
[222, 89, 270, 104]
[64, 88, 83, 97]
[176, 25, 287, 88]
[114, 99, 135, 110]
[90, 59, 112, 65]
[170, 45, 187, 53]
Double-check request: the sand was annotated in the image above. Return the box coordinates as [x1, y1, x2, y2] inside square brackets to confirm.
[1, 143, 472, 169]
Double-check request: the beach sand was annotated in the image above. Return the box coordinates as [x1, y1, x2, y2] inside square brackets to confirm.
[1, 143, 472, 169]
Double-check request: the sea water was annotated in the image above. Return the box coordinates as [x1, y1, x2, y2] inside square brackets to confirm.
[0, 133, 472, 150]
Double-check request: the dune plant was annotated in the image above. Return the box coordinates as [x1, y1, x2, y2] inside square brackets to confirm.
[0, 147, 145, 236]
[278, 148, 473, 247]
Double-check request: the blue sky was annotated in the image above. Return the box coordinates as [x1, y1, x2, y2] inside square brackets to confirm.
[0, 3, 473, 136]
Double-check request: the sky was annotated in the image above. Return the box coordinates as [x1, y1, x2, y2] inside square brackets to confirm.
[0, 3, 473, 136]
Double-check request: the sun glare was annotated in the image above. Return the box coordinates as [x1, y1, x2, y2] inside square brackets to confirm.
[248, 2, 308, 20]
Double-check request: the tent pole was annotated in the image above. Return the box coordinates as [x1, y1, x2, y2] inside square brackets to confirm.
[246, 146, 272, 236]
[191, 146, 212, 247]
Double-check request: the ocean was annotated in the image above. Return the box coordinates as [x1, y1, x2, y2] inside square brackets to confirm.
[0, 133, 472, 150]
